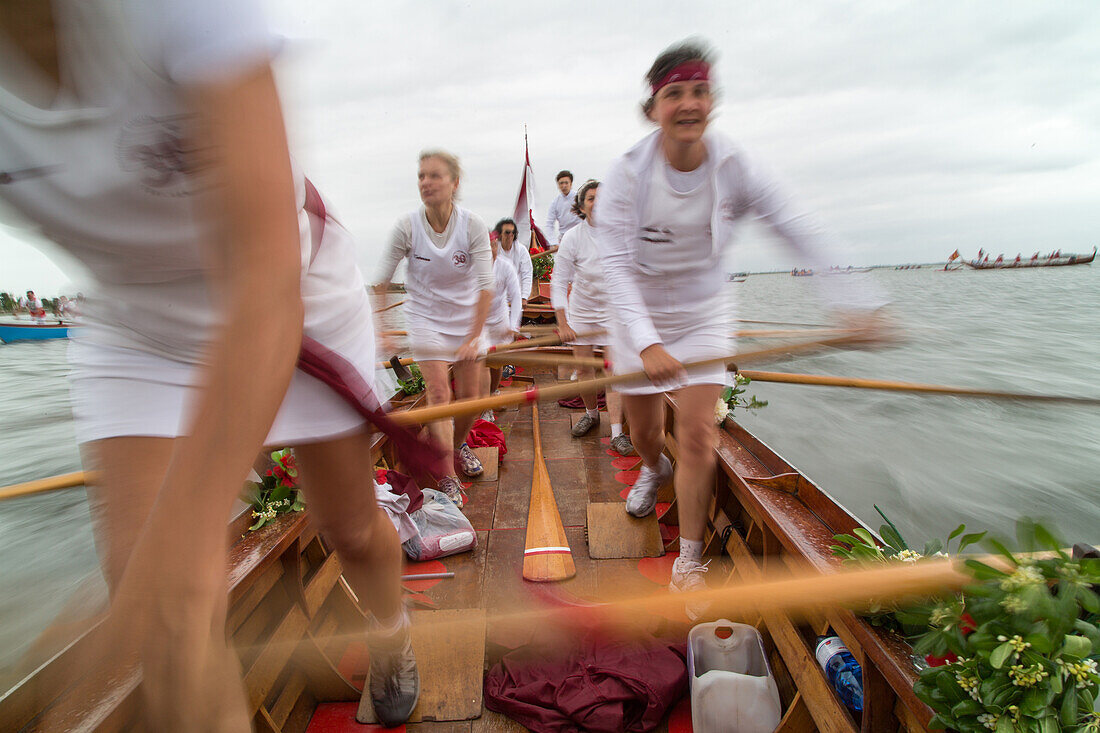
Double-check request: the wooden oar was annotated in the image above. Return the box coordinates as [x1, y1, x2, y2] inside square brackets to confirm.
[373, 356, 416, 370]
[739, 370, 1100, 406]
[380, 330, 407, 337]
[0, 471, 88, 502]
[523, 401, 576, 582]
[389, 335, 861, 426]
[531, 248, 556, 261]
[735, 328, 850, 339]
[485, 352, 606, 370]
[375, 299, 405, 313]
[487, 330, 606, 354]
[736, 318, 831, 328]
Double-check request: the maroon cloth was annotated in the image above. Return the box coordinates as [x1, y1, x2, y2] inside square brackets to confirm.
[298, 336, 449, 487]
[556, 392, 606, 410]
[374, 468, 424, 514]
[484, 630, 687, 733]
[466, 418, 507, 459]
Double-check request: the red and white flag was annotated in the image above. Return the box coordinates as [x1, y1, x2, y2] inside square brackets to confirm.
[512, 135, 551, 254]
[948, 249, 960, 261]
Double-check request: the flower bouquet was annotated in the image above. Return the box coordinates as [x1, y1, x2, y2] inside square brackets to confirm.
[714, 372, 768, 425]
[242, 449, 305, 531]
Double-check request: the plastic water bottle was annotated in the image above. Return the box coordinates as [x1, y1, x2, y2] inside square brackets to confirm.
[815, 636, 863, 712]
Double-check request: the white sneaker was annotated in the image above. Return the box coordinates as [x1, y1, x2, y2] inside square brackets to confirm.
[670, 556, 712, 621]
[625, 454, 672, 518]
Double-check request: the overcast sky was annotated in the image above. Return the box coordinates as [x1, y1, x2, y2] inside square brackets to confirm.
[3, 0, 1099, 295]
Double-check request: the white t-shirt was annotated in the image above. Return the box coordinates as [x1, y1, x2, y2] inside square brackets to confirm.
[499, 240, 533, 300]
[0, 0, 300, 363]
[550, 220, 607, 325]
[487, 255, 522, 333]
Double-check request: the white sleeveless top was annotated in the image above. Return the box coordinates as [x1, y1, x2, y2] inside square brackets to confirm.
[403, 206, 480, 336]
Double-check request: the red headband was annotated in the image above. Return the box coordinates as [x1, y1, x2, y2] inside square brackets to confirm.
[651, 60, 710, 95]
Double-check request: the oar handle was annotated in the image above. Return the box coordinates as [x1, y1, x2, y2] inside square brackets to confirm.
[739, 370, 1100, 406]
[390, 335, 856, 426]
[0, 471, 88, 502]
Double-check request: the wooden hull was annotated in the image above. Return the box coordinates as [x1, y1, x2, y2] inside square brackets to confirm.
[2, 369, 938, 732]
[0, 321, 70, 343]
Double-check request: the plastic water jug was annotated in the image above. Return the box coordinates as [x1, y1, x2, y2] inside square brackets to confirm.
[688, 620, 783, 733]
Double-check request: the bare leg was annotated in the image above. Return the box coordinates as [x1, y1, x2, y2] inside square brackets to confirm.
[295, 432, 403, 620]
[488, 366, 503, 394]
[78, 436, 249, 732]
[621, 393, 666, 468]
[572, 345, 598, 411]
[451, 359, 484, 447]
[83, 437, 174, 592]
[606, 389, 624, 426]
[671, 384, 723, 543]
[418, 360, 457, 479]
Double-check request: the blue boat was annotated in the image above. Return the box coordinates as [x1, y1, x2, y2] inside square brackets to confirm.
[0, 320, 70, 343]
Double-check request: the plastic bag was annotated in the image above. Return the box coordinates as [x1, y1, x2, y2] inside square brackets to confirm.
[402, 488, 477, 561]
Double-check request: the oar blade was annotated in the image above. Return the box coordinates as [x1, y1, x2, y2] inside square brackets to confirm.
[523, 414, 575, 582]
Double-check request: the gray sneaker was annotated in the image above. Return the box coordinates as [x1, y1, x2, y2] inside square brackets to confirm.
[670, 557, 712, 621]
[438, 476, 465, 508]
[571, 413, 600, 437]
[360, 614, 420, 726]
[456, 442, 484, 477]
[609, 433, 636, 456]
[625, 454, 672, 518]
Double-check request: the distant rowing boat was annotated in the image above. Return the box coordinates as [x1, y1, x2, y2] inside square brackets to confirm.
[0, 320, 70, 343]
[966, 247, 1095, 270]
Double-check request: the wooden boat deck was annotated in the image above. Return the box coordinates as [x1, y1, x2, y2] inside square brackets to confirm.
[3, 365, 938, 732]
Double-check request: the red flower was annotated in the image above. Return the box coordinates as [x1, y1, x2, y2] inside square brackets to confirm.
[376, 468, 389, 484]
[925, 651, 959, 667]
[959, 613, 976, 635]
[279, 453, 298, 473]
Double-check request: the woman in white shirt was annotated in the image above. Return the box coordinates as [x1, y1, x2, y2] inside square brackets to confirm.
[598, 40, 884, 619]
[373, 150, 493, 503]
[551, 180, 633, 456]
[493, 218, 534, 303]
[0, 1, 420, 726]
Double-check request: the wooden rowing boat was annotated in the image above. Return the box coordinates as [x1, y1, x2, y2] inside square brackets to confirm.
[0, 320, 70, 343]
[0, 365, 946, 732]
[965, 247, 1096, 269]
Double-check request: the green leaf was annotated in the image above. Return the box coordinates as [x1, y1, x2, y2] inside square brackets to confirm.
[924, 539, 944, 557]
[1060, 685, 1079, 726]
[874, 505, 910, 551]
[991, 641, 1015, 669]
[952, 699, 984, 717]
[1038, 717, 1059, 733]
[1025, 633, 1053, 655]
[965, 558, 1009, 580]
[248, 516, 267, 531]
[958, 532, 988, 555]
[270, 484, 291, 503]
[1061, 634, 1092, 658]
[1022, 686, 1050, 713]
[927, 713, 953, 731]
[1032, 524, 1065, 556]
[1078, 586, 1100, 614]
[938, 673, 968, 704]
[833, 533, 864, 548]
[986, 537, 1020, 565]
[995, 716, 1015, 733]
[853, 527, 878, 547]
[948, 523, 967, 542]
[879, 524, 907, 553]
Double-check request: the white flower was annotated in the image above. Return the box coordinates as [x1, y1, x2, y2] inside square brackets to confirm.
[896, 549, 923, 563]
[714, 399, 731, 425]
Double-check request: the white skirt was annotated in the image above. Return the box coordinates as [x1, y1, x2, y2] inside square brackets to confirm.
[609, 297, 730, 396]
[564, 312, 608, 347]
[68, 214, 376, 446]
[408, 320, 484, 363]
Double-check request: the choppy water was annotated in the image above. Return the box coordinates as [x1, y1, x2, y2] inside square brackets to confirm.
[1, 266, 1098, 676]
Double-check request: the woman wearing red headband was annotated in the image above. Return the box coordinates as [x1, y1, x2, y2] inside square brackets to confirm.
[598, 39, 884, 618]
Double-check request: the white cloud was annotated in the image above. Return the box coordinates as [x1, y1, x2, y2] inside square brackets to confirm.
[3, 0, 1098, 292]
